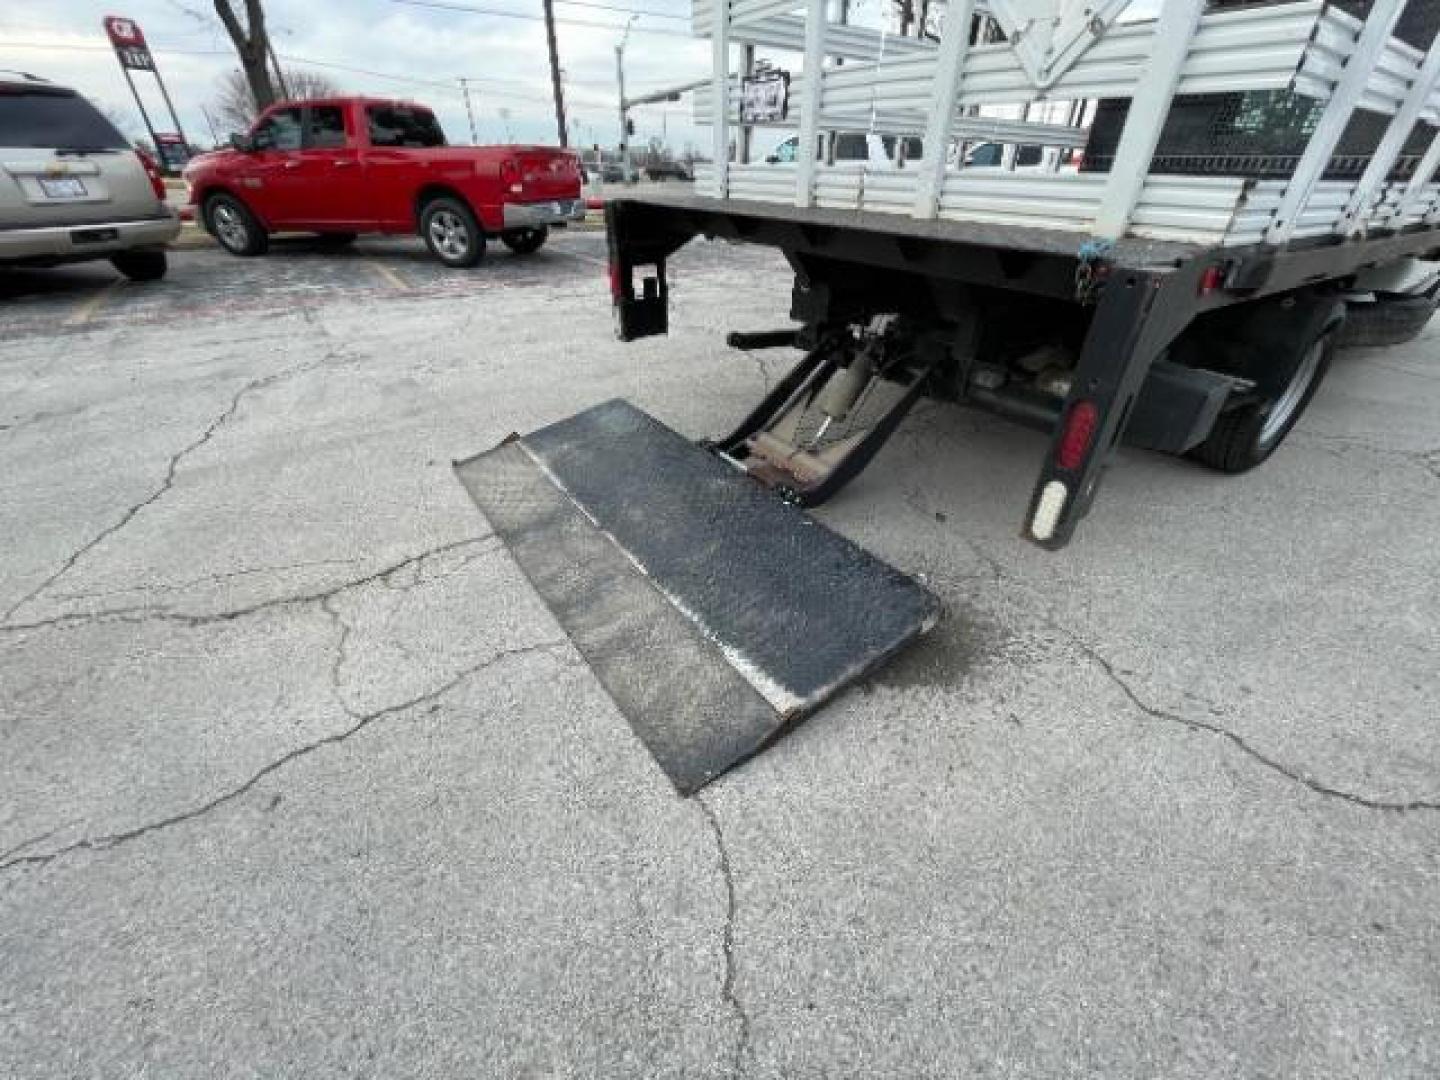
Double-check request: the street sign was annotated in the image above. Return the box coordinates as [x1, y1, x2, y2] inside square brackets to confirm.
[102, 15, 189, 174]
[740, 69, 790, 125]
[154, 133, 190, 171]
[103, 16, 155, 71]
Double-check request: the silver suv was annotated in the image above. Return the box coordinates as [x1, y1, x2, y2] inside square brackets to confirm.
[0, 72, 180, 280]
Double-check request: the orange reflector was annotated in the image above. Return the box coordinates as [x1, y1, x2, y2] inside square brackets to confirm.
[1055, 400, 1099, 471]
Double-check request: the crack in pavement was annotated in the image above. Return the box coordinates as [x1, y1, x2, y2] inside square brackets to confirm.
[46, 556, 371, 606]
[0, 822, 75, 865]
[1067, 632, 1440, 815]
[897, 511, 1440, 815]
[0, 640, 568, 875]
[0, 535, 498, 638]
[319, 592, 357, 716]
[696, 795, 751, 1079]
[1, 349, 350, 625]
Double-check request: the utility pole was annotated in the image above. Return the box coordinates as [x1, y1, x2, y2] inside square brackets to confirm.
[459, 78, 479, 143]
[616, 15, 637, 182]
[541, 0, 568, 146]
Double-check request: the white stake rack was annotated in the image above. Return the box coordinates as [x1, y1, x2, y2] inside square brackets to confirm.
[689, 0, 1440, 247]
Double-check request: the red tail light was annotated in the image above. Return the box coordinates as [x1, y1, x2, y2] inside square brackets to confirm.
[608, 261, 623, 300]
[136, 149, 166, 200]
[1198, 264, 1226, 295]
[1055, 400, 1099, 471]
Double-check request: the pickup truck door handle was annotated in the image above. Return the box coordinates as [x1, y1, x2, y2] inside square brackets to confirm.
[332, 159, 353, 167]
[282, 160, 301, 169]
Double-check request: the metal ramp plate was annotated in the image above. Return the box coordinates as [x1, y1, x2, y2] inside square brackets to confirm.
[454, 399, 939, 793]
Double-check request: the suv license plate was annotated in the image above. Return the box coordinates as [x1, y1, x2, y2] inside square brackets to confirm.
[39, 176, 87, 199]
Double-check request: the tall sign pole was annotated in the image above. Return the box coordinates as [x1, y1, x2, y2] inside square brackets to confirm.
[103, 16, 191, 172]
[541, 0, 568, 146]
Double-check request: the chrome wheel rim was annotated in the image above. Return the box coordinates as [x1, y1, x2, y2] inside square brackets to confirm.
[1259, 338, 1324, 448]
[428, 210, 470, 259]
[212, 203, 247, 250]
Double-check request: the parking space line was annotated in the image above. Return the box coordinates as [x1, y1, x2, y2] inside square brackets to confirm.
[64, 282, 118, 327]
[367, 260, 410, 291]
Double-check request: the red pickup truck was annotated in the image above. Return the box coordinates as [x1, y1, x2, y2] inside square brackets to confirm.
[183, 96, 583, 266]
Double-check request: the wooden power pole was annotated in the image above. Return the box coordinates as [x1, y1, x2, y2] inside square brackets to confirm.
[541, 0, 568, 146]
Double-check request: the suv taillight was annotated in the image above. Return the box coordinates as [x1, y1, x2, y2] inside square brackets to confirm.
[136, 149, 166, 200]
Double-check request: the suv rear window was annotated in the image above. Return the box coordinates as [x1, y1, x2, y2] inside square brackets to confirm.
[366, 106, 445, 148]
[0, 84, 128, 150]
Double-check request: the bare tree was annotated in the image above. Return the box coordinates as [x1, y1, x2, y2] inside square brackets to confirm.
[213, 0, 276, 112]
[212, 68, 342, 133]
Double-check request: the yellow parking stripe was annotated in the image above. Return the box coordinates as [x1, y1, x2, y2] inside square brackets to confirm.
[64, 283, 117, 327]
[367, 260, 409, 291]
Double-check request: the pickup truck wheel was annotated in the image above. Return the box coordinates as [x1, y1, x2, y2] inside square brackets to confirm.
[500, 226, 548, 255]
[110, 250, 167, 282]
[205, 194, 268, 257]
[1191, 329, 1335, 474]
[421, 198, 484, 267]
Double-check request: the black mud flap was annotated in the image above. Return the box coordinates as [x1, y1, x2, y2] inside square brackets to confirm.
[454, 399, 939, 794]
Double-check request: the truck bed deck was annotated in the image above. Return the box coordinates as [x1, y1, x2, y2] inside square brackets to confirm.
[619, 189, 1204, 269]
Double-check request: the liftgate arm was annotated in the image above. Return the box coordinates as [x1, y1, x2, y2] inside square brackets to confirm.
[1024, 260, 1205, 549]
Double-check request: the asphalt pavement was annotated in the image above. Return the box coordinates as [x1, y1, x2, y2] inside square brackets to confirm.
[2, 230, 1438, 1078]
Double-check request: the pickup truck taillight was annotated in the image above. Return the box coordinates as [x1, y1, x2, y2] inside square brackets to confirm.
[499, 157, 522, 194]
[136, 149, 166, 201]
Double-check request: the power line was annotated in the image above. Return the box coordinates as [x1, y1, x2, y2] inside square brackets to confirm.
[389, 0, 694, 37]
[555, 0, 688, 20]
[0, 39, 613, 107]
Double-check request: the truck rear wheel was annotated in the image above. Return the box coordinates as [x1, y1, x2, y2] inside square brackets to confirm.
[205, 193, 268, 257]
[1191, 328, 1335, 474]
[421, 197, 484, 268]
[1336, 291, 1438, 348]
[500, 227, 548, 255]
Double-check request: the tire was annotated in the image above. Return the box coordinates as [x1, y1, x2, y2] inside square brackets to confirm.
[204, 193, 268, 257]
[314, 232, 358, 248]
[110, 249, 167, 282]
[500, 226, 548, 255]
[1191, 326, 1336, 474]
[420, 197, 484, 267]
[1336, 291, 1438, 348]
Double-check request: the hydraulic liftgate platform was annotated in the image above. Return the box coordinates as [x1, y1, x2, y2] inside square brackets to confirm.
[455, 399, 938, 793]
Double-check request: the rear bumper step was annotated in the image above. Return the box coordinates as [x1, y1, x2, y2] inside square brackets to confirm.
[455, 399, 939, 792]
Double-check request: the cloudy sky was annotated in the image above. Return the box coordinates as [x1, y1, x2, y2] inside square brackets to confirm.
[0, 0, 724, 150]
[3, 1, 1165, 153]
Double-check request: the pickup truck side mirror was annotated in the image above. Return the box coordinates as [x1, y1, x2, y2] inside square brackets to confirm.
[229, 132, 256, 153]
